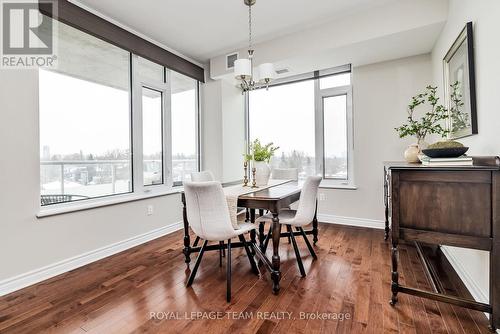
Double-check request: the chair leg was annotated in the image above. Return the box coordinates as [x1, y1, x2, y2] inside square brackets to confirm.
[226, 239, 232, 302]
[219, 241, 224, 267]
[193, 236, 200, 247]
[187, 240, 208, 287]
[298, 227, 317, 260]
[287, 225, 306, 277]
[238, 234, 259, 275]
[221, 241, 225, 257]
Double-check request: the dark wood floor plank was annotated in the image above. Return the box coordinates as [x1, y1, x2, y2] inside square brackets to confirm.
[0, 223, 491, 334]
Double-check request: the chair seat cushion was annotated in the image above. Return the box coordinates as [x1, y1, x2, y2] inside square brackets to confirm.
[256, 209, 315, 227]
[256, 209, 310, 226]
[235, 222, 257, 234]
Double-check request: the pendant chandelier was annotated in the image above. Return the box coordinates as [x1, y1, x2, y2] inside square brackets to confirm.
[234, 0, 275, 92]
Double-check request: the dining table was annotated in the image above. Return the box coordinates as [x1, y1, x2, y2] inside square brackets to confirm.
[181, 180, 319, 294]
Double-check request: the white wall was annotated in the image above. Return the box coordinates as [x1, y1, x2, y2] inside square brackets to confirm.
[430, 0, 500, 304]
[0, 70, 184, 288]
[201, 79, 245, 183]
[318, 54, 433, 222]
[201, 79, 224, 180]
[221, 82, 245, 183]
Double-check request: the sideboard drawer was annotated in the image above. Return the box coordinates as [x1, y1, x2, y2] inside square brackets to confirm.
[397, 171, 491, 237]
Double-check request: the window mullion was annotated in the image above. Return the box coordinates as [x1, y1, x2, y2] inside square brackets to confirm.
[131, 55, 145, 194]
[164, 69, 173, 187]
[346, 87, 354, 184]
[314, 78, 324, 177]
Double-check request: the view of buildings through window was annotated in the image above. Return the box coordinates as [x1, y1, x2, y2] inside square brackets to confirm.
[249, 71, 351, 181]
[249, 80, 316, 180]
[39, 19, 199, 206]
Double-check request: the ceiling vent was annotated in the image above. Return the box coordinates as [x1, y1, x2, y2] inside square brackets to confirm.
[226, 52, 238, 70]
[276, 68, 290, 75]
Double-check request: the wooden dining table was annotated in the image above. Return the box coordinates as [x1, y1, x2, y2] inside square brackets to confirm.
[181, 180, 319, 294]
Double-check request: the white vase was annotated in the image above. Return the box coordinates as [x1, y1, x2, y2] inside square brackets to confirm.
[404, 144, 420, 163]
[253, 161, 271, 186]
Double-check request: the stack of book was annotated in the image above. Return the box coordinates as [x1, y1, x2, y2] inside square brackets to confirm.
[421, 155, 473, 166]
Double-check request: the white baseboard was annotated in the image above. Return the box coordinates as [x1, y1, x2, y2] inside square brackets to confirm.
[440, 247, 497, 331]
[0, 221, 183, 297]
[318, 214, 385, 230]
[440, 246, 489, 303]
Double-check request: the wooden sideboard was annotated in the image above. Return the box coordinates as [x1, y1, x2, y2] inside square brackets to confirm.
[384, 157, 500, 331]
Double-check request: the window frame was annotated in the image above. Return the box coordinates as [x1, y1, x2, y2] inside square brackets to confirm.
[132, 55, 173, 196]
[246, 66, 355, 189]
[316, 81, 354, 187]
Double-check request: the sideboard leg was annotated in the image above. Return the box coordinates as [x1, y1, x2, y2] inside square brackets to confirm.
[390, 242, 399, 306]
[384, 167, 390, 241]
[384, 204, 390, 241]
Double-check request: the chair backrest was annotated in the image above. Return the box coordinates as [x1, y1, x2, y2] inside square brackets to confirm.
[294, 176, 322, 224]
[271, 168, 299, 181]
[190, 170, 215, 182]
[183, 181, 235, 241]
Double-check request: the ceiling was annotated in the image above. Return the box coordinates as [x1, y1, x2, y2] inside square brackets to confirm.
[74, 0, 399, 63]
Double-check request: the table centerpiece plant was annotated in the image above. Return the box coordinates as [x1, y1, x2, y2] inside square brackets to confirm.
[245, 139, 279, 186]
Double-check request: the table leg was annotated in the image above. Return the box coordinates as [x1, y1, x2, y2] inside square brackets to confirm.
[271, 212, 282, 294]
[390, 241, 399, 305]
[250, 209, 257, 255]
[182, 196, 191, 264]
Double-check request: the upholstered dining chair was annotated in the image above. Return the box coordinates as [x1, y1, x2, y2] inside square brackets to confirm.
[271, 168, 299, 181]
[257, 176, 322, 277]
[190, 170, 215, 182]
[183, 181, 258, 302]
[271, 168, 299, 243]
[190, 170, 215, 248]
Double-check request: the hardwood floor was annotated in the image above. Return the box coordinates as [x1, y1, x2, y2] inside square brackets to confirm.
[0, 223, 491, 334]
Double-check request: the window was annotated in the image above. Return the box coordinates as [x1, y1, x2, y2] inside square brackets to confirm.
[248, 68, 354, 187]
[39, 20, 200, 207]
[39, 21, 132, 204]
[142, 87, 164, 186]
[319, 72, 351, 90]
[323, 95, 348, 179]
[249, 80, 316, 180]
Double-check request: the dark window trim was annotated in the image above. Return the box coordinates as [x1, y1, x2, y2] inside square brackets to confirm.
[39, 0, 205, 82]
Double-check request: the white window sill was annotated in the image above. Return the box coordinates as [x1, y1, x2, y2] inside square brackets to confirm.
[37, 187, 183, 218]
[319, 181, 357, 190]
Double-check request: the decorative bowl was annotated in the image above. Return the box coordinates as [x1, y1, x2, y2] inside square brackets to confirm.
[421, 147, 469, 158]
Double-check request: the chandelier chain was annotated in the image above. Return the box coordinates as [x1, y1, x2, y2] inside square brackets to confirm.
[248, 3, 252, 50]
